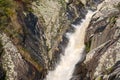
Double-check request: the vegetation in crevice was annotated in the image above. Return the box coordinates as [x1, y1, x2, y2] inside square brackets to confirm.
[0, 0, 36, 32]
[58, 0, 66, 10]
[85, 39, 92, 53]
[0, 0, 43, 72]
[109, 16, 117, 24]
[0, 0, 15, 32]
[109, 15, 118, 28]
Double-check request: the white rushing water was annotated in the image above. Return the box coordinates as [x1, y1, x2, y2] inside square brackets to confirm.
[46, 1, 105, 80]
[46, 11, 94, 80]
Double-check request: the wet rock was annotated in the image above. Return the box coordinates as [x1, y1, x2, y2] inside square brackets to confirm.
[67, 0, 87, 24]
[86, 0, 104, 10]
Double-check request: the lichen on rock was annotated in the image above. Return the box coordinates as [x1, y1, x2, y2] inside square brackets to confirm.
[0, 0, 120, 80]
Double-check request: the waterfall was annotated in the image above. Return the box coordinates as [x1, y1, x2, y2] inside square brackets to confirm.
[46, 1, 104, 80]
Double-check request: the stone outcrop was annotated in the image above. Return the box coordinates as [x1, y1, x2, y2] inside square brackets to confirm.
[72, 0, 120, 80]
[0, 0, 69, 79]
[0, 33, 43, 80]
[0, 0, 120, 80]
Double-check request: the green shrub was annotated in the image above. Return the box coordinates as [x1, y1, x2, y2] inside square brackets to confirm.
[0, 0, 14, 31]
[85, 39, 91, 53]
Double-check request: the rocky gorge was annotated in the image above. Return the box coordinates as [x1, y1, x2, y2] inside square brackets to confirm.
[0, 0, 120, 80]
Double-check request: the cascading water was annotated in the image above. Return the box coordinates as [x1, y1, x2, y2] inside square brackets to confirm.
[46, 1, 104, 80]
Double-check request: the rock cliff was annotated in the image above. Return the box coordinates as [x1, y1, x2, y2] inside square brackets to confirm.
[0, 0, 120, 80]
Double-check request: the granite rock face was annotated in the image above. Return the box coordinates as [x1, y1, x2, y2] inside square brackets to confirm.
[0, 33, 43, 80]
[0, 0, 120, 80]
[0, 0, 69, 79]
[73, 0, 120, 80]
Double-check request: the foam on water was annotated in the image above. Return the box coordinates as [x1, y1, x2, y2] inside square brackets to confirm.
[45, 10, 94, 80]
[46, 1, 105, 80]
